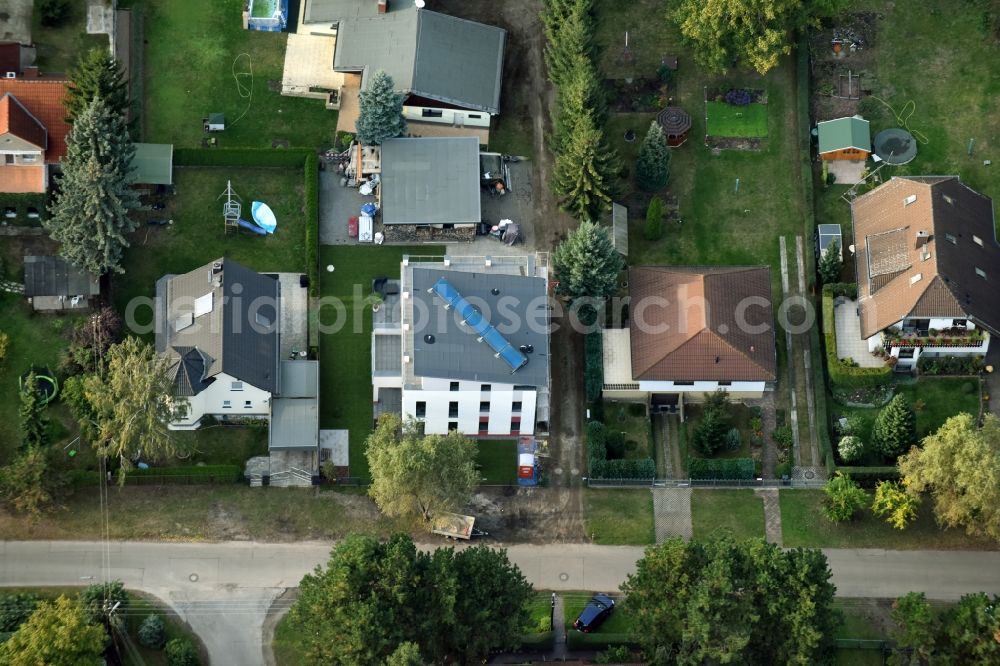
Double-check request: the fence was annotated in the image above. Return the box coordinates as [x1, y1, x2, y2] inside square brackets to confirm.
[587, 477, 828, 489]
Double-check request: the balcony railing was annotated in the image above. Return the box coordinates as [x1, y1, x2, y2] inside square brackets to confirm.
[882, 331, 985, 349]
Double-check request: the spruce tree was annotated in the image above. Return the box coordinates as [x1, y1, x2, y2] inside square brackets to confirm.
[354, 70, 406, 146]
[552, 112, 618, 220]
[552, 220, 624, 301]
[543, 1, 594, 87]
[644, 196, 665, 241]
[45, 96, 140, 275]
[873, 393, 917, 459]
[65, 48, 130, 123]
[637, 121, 671, 191]
[818, 240, 842, 284]
[553, 61, 606, 150]
[19, 373, 49, 449]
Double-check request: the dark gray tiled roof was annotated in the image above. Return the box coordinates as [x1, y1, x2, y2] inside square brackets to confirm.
[23, 255, 99, 297]
[155, 258, 279, 396]
[410, 266, 549, 386]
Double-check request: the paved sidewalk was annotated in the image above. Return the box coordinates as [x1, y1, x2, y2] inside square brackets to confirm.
[652, 488, 693, 542]
[755, 488, 783, 546]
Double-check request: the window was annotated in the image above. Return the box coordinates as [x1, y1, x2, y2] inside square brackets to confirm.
[450, 381, 460, 392]
[945, 233, 957, 245]
[512, 401, 522, 413]
[510, 417, 521, 434]
[976, 267, 987, 280]
[904, 194, 917, 206]
[513, 385, 534, 391]
[673, 381, 695, 386]
[421, 108, 443, 118]
[898, 348, 915, 359]
[415, 401, 426, 418]
[222, 400, 232, 409]
[718, 381, 732, 386]
[468, 114, 482, 119]
[21, 153, 36, 163]
[3, 155, 12, 165]
[973, 235, 984, 247]
[909, 273, 922, 285]
[448, 421, 458, 431]
[448, 402, 459, 418]
[244, 400, 252, 408]
[953, 319, 968, 328]
[478, 419, 489, 433]
[231, 381, 244, 391]
[481, 384, 492, 392]
[479, 401, 490, 412]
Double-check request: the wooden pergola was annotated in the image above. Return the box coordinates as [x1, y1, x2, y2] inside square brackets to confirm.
[656, 106, 692, 147]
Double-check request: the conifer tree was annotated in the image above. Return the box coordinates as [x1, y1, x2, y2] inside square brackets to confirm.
[552, 220, 623, 301]
[552, 112, 618, 219]
[19, 373, 49, 449]
[873, 394, 917, 459]
[45, 96, 139, 275]
[543, 0, 594, 87]
[65, 48, 130, 123]
[354, 70, 406, 146]
[818, 240, 842, 284]
[636, 121, 671, 191]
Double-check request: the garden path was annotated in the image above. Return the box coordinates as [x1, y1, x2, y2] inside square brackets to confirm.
[754, 488, 783, 546]
[652, 487, 692, 542]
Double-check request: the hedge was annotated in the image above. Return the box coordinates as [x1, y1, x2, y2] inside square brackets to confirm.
[587, 419, 656, 480]
[173, 148, 312, 168]
[822, 288, 893, 389]
[0, 193, 48, 226]
[304, 153, 319, 297]
[584, 330, 604, 402]
[688, 457, 755, 480]
[824, 282, 858, 300]
[68, 464, 242, 486]
[834, 466, 899, 488]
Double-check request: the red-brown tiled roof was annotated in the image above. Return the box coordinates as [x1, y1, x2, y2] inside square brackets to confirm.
[0, 164, 45, 193]
[0, 78, 70, 162]
[628, 266, 777, 382]
[0, 93, 47, 149]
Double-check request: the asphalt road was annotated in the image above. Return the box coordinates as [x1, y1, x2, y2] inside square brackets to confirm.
[3, 541, 1000, 665]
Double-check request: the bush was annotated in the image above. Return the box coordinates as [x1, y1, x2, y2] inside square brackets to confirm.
[834, 466, 899, 488]
[38, 0, 72, 26]
[605, 430, 626, 459]
[822, 472, 868, 522]
[724, 89, 752, 106]
[644, 196, 665, 241]
[165, 637, 201, 666]
[724, 428, 741, 451]
[0, 593, 41, 632]
[596, 645, 635, 664]
[917, 355, 985, 376]
[837, 435, 864, 463]
[688, 457, 755, 480]
[0, 193, 49, 225]
[584, 331, 604, 402]
[0, 332, 9, 363]
[772, 425, 793, 450]
[138, 614, 166, 649]
[691, 392, 731, 455]
[80, 581, 128, 623]
[587, 419, 654, 479]
[823, 283, 858, 300]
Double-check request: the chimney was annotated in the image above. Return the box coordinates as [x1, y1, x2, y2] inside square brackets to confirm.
[916, 230, 930, 249]
[22, 66, 39, 79]
[377, 0, 388, 13]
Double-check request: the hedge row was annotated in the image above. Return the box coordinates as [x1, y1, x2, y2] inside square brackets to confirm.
[67, 464, 242, 486]
[822, 289, 893, 389]
[173, 148, 312, 168]
[824, 282, 858, 300]
[584, 331, 603, 402]
[304, 153, 319, 297]
[0, 193, 48, 225]
[835, 466, 899, 488]
[586, 420, 656, 480]
[688, 457, 755, 480]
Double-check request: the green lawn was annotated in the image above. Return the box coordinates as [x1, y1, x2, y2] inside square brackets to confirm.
[113, 167, 307, 319]
[563, 592, 635, 648]
[832, 378, 980, 465]
[318, 246, 443, 479]
[477, 439, 517, 485]
[0, 588, 205, 665]
[685, 403, 756, 461]
[141, 0, 338, 148]
[602, 400, 654, 459]
[0, 294, 82, 464]
[780, 489, 998, 550]
[705, 101, 769, 138]
[272, 611, 305, 666]
[691, 489, 766, 541]
[31, 3, 108, 73]
[584, 489, 655, 545]
[0, 484, 402, 541]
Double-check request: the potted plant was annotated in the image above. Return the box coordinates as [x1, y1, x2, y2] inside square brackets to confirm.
[367, 291, 384, 312]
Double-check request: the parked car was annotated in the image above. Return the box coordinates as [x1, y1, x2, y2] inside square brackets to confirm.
[572, 594, 615, 632]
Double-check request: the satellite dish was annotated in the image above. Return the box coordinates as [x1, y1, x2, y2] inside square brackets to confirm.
[415, 0, 426, 7]
[848, 244, 856, 254]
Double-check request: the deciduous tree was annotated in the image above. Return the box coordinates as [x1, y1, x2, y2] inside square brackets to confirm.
[66, 48, 130, 122]
[873, 394, 917, 459]
[0, 595, 107, 666]
[45, 96, 140, 275]
[898, 413, 1000, 541]
[552, 220, 623, 301]
[636, 121, 671, 191]
[822, 472, 867, 522]
[385, 642, 423, 666]
[672, 0, 845, 75]
[355, 70, 406, 146]
[872, 480, 919, 530]
[622, 535, 837, 664]
[83, 337, 186, 479]
[366, 414, 478, 522]
[890, 591, 1000, 665]
[837, 434, 864, 463]
[0, 446, 56, 521]
[289, 534, 532, 665]
[890, 592, 937, 666]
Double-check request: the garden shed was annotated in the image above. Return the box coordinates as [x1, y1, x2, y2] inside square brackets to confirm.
[23, 255, 100, 311]
[817, 224, 843, 260]
[817, 116, 870, 161]
[656, 106, 692, 147]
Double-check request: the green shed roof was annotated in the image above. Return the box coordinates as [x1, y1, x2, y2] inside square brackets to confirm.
[130, 143, 173, 185]
[817, 116, 871, 154]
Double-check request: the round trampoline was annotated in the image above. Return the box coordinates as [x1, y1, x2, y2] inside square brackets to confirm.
[20, 367, 58, 405]
[873, 128, 918, 165]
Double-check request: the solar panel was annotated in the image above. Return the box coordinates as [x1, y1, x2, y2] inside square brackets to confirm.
[430, 277, 528, 372]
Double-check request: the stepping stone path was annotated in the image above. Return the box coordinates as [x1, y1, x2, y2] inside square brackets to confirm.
[0, 280, 24, 294]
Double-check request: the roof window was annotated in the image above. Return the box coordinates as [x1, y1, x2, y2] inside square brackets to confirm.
[976, 267, 987, 280]
[909, 273, 922, 285]
[973, 235, 983, 247]
[945, 233, 957, 244]
[904, 194, 917, 206]
[194, 292, 213, 317]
